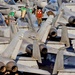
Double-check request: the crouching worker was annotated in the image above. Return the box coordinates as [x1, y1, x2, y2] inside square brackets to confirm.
[20, 7, 27, 19]
[36, 8, 43, 27]
[5, 11, 15, 26]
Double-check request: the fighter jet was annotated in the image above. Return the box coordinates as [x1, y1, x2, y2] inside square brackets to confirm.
[0, 13, 19, 55]
[7, 11, 75, 62]
[51, 3, 75, 40]
[52, 3, 75, 26]
[0, 23, 75, 74]
[0, 27, 50, 75]
[0, 9, 75, 74]
[24, 10, 70, 48]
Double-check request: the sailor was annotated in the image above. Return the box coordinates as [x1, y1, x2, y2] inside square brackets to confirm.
[20, 6, 32, 22]
[5, 10, 15, 26]
[5, 16, 9, 26]
[36, 7, 43, 27]
[20, 6, 27, 19]
[0, 62, 6, 75]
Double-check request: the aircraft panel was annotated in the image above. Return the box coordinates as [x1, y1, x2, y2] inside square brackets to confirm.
[58, 71, 75, 75]
[58, 72, 75, 75]
[17, 61, 38, 69]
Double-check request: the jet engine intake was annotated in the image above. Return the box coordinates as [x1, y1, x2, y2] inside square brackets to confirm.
[68, 16, 75, 24]
[26, 44, 47, 58]
[49, 28, 57, 38]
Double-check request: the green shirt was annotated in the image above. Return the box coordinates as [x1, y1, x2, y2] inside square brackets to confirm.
[9, 12, 15, 17]
[20, 7, 32, 13]
[27, 8, 32, 13]
[20, 7, 26, 12]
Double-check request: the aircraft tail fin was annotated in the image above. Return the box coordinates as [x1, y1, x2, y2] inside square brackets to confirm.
[61, 24, 70, 47]
[10, 23, 18, 41]
[53, 47, 64, 74]
[37, 15, 53, 42]
[10, 33, 24, 59]
[1, 30, 24, 59]
[57, 0, 62, 7]
[27, 11, 35, 31]
[32, 39, 42, 63]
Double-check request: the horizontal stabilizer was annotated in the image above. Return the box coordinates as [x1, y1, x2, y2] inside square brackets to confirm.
[53, 48, 64, 74]
[16, 57, 38, 61]
[57, 28, 75, 39]
[0, 56, 13, 64]
[33, 39, 42, 63]
[11, 35, 23, 59]
[47, 46, 75, 56]
[52, 10, 63, 27]
[17, 64, 50, 75]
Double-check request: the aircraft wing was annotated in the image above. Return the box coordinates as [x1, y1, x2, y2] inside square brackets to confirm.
[38, 15, 53, 42]
[47, 46, 75, 56]
[27, 11, 35, 31]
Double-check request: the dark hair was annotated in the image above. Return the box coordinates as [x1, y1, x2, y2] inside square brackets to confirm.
[32, 8, 36, 14]
[37, 6, 42, 10]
